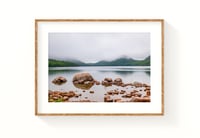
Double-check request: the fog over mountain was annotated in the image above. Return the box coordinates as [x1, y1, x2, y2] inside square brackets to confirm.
[49, 33, 150, 63]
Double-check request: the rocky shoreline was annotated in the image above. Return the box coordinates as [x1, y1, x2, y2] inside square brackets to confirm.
[49, 72, 151, 102]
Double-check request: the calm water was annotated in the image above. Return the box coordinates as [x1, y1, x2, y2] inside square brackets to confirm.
[49, 66, 150, 102]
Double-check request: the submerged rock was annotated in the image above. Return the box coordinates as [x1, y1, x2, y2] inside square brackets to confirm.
[89, 91, 94, 94]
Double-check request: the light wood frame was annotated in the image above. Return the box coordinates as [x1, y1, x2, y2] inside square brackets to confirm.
[35, 19, 164, 116]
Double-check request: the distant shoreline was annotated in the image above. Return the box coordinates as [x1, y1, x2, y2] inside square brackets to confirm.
[49, 56, 150, 67]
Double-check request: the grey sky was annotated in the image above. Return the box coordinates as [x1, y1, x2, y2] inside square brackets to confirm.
[49, 33, 150, 63]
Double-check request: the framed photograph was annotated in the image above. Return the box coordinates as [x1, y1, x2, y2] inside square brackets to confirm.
[35, 19, 164, 116]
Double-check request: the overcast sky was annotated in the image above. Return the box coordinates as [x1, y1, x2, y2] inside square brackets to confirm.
[49, 33, 150, 63]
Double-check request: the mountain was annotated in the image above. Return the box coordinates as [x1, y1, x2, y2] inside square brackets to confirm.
[49, 56, 150, 67]
[49, 59, 79, 67]
[135, 56, 150, 66]
[67, 59, 86, 66]
[94, 56, 150, 66]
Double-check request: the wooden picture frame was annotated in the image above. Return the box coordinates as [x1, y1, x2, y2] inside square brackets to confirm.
[35, 19, 164, 116]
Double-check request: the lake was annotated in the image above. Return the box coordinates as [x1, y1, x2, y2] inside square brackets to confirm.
[49, 66, 150, 102]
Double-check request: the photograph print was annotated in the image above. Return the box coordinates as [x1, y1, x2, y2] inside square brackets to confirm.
[35, 19, 164, 115]
[48, 32, 151, 103]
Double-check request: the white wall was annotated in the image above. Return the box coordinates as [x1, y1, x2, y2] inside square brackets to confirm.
[0, 0, 200, 137]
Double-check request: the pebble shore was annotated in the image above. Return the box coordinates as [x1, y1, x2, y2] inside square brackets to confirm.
[49, 78, 150, 102]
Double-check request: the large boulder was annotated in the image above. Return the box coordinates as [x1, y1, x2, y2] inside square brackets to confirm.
[73, 72, 94, 84]
[72, 72, 94, 90]
[52, 76, 67, 85]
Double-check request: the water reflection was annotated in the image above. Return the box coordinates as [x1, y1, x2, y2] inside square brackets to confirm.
[145, 71, 150, 76]
[73, 83, 94, 90]
[98, 70, 150, 77]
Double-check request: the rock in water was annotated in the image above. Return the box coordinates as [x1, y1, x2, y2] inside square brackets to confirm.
[73, 72, 95, 90]
[102, 80, 112, 86]
[73, 72, 94, 84]
[114, 78, 122, 83]
[113, 78, 123, 86]
[101, 78, 113, 86]
[104, 78, 113, 82]
[89, 91, 94, 94]
[52, 76, 67, 85]
[95, 81, 100, 85]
